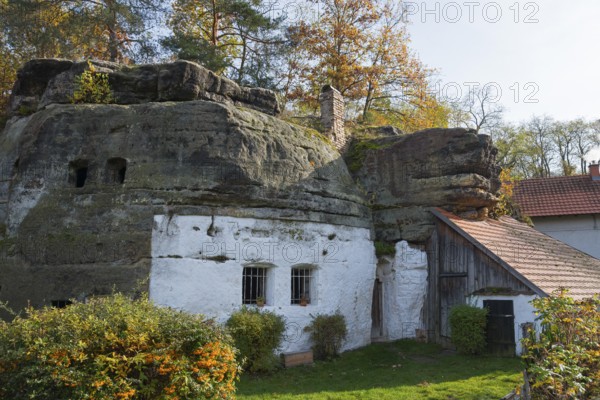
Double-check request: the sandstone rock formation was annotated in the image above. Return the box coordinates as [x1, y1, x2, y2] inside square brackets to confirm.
[347, 128, 500, 242]
[9, 59, 280, 117]
[0, 59, 500, 318]
[0, 71, 366, 316]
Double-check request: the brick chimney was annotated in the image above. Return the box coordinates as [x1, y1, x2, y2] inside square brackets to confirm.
[590, 161, 600, 181]
[320, 85, 347, 152]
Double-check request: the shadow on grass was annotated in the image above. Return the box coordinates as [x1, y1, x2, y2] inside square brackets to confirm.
[237, 340, 523, 400]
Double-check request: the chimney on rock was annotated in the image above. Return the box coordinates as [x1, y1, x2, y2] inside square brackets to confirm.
[589, 161, 600, 181]
[320, 85, 347, 152]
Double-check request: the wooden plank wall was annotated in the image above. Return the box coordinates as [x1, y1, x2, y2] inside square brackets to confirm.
[424, 220, 534, 343]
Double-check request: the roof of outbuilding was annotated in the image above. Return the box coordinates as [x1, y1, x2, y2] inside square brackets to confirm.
[432, 208, 600, 299]
[512, 175, 600, 217]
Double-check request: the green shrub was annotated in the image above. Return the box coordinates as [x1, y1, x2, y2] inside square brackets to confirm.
[71, 61, 113, 104]
[226, 307, 285, 373]
[0, 294, 239, 400]
[449, 304, 488, 355]
[522, 290, 600, 399]
[375, 241, 396, 257]
[304, 313, 347, 360]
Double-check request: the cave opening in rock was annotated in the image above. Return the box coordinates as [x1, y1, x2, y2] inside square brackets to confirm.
[106, 157, 127, 184]
[51, 300, 73, 308]
[69, 160, 89, 188]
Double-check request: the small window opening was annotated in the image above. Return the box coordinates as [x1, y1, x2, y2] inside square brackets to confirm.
[106, 157, 127, 184]
[51, 300, 73, 309]
[69, 160, 89, 188]
[243, 267, 267, 305]
[291, 268, 313, 305]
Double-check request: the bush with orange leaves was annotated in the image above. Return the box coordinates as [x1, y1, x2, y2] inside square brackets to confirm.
[0, 294, 240, 399]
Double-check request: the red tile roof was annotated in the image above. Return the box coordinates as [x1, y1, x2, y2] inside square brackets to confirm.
[433, 208, 600, 299]
[513, 175, 600, 217]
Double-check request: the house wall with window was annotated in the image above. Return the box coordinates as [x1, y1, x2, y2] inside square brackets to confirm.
[149, 214, 377, 353]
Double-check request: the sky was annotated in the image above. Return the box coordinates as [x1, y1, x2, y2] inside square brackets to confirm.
[405, 0, 600, 161]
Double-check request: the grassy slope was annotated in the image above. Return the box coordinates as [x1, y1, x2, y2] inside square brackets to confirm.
[238, 340, 522, 400]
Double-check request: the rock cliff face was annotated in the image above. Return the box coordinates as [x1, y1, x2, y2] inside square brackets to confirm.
[348, 128, 500, 242]
[0, 59, 366, 316]
[0, 59, 500, 318]
[9, 59, 280, 117]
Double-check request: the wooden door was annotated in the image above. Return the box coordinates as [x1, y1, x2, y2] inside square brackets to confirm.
[484, 300, 516, 356]
[371, 279, 383, 338]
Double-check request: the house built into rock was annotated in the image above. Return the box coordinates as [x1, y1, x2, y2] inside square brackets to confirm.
[1, 59, 599, 356]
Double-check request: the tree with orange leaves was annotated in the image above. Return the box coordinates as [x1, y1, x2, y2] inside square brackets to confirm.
[287, 0, 436, 123]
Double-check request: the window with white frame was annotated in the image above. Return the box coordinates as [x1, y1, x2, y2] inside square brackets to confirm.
[242, 266, 268, 305]
[291, 266, 315, 305]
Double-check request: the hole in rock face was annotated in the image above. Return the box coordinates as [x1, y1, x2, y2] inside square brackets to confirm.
[106, 157, 127, 184]
[75, 168, 88, 187]
[51, 300, 73, 309]
[69, 160, 90, 188]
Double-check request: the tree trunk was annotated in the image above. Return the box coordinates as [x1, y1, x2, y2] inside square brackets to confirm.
[105, 0, 119, 62]
[109, 28, 118, 62]
[362, 82, 374, 120]
[237, 35, 247, 84]
[211, 0, 219, 46]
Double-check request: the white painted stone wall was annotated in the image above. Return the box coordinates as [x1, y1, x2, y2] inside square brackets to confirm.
[532, 215, 600, 260]
[376, 241, 428, 341]
[150, 215, 376, 354]
[469, 294, 539, 355]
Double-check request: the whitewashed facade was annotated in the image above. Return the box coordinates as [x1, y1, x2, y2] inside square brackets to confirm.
[150, 214, 382, 353]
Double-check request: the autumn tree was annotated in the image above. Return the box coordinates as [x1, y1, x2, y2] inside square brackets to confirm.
[0, 0, 165, 125]
[1, 0, 164, 63]
[287, 0, 437, 127]
[1, 0, 77, 124]
[163, 0, 281, 84]
[76, 0, 166, 63]
[489, 167, 529, 221]
[0, 31, 18, 125]
[491, 123, 536, 178]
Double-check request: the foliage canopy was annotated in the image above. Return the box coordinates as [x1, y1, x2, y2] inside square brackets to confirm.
[522, 290, 600, 399]
[0, 294, 240, 399]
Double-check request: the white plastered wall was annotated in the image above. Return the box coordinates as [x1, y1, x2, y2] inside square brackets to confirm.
[149, 214, 376, 354]
[532, 214, 600, 260]
[375, 241, 428, 341]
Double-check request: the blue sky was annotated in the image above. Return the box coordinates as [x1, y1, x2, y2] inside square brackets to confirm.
[405, 0, 600, 160]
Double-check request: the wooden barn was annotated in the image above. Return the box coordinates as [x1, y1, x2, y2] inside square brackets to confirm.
[425, 208, 600, 355]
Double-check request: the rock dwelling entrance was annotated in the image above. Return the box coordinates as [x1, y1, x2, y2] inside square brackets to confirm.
[371, 278, 383, 339]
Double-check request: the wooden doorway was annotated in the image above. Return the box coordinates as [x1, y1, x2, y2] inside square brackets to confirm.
[484, 300, 516, 356]
[371, 279, 383, 339]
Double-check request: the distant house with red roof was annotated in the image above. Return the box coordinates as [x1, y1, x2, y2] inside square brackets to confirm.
[427, 208, 600, 356]
[513, 162, 600, 259]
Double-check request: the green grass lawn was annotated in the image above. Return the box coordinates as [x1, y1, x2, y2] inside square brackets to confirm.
[237, 340, 522, 400]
